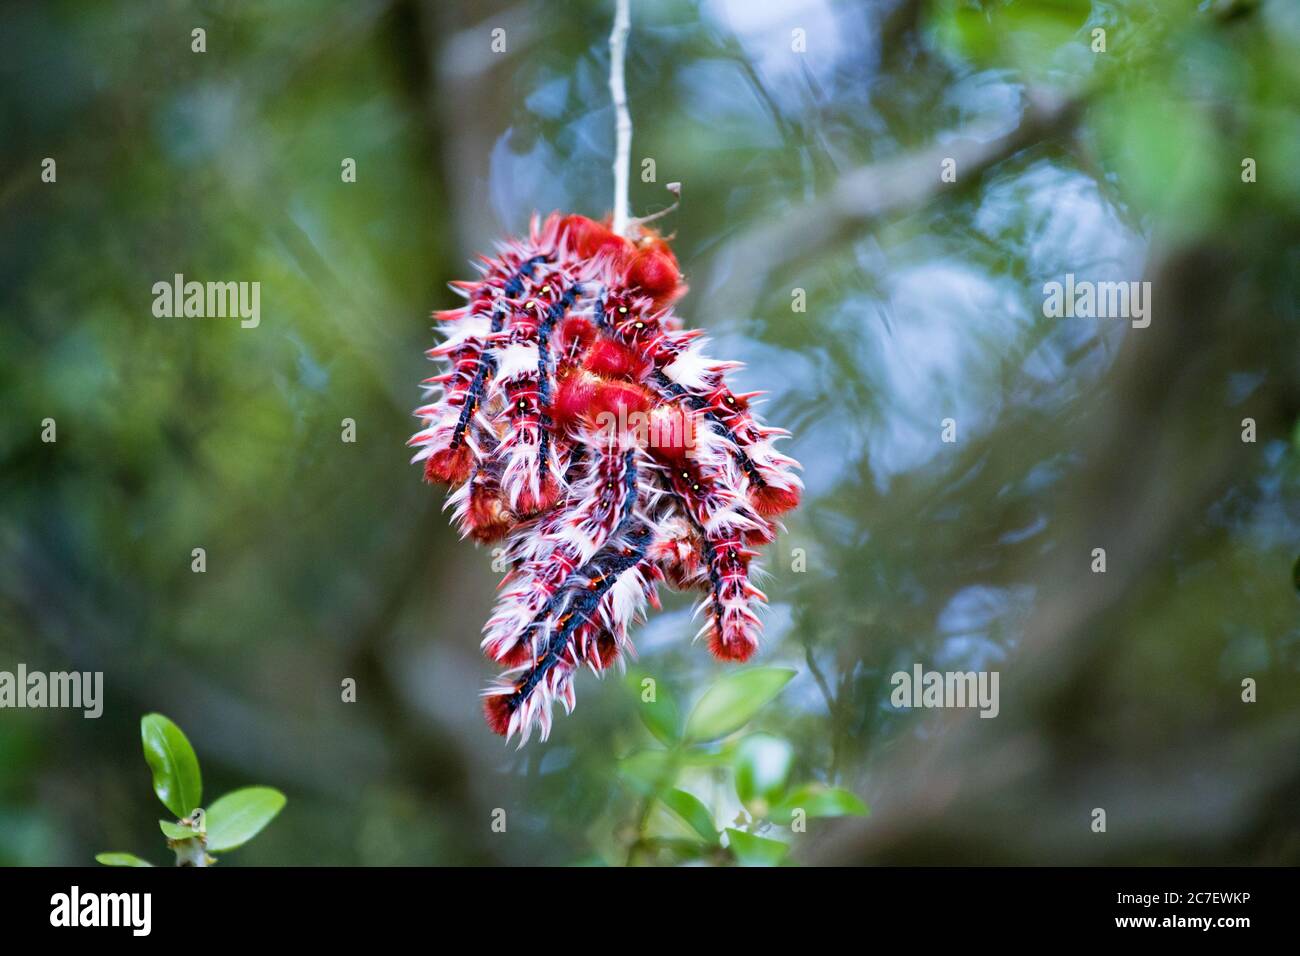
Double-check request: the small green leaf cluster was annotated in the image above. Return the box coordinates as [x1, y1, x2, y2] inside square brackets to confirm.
[96, 714, 285, 867]
[621, 668, 867, 866]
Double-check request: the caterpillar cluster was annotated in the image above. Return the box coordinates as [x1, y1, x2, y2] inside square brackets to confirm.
[410, 213, 801, 744]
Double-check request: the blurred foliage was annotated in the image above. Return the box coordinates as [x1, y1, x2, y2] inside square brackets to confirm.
[1, 0, 1297, 865]
[617, 668, 865, 865]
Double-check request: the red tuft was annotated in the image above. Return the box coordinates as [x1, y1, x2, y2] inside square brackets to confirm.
[512, 473, 561, 517]
[424, 444, 473, 484]
[584, 338, 646, 379]
[709, 388, 751, 416]
[557, 315, 597, 358]
[483, 694, 515, 736]
[552, 372, 599, 431]
[492, 642, 533, 668]
[589, 380, 652, 423]
[626, 241, 684, 306]
[661, 555, 700, 590]
[646, 405, 694, 463]
[594, 631, 620, 669]
[467, 484, 513, 543]
[708, 627, 756, 662]
[751, 483, 801, 518]
[561, 215, 630, 261]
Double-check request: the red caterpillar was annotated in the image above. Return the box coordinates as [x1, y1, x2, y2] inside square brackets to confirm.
[410, 213, 801, 743]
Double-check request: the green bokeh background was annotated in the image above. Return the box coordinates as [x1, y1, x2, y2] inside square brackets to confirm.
[1, 0, 1297, 865]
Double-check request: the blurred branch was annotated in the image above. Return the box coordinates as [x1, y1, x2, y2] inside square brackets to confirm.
[696, 90, 1084, 328]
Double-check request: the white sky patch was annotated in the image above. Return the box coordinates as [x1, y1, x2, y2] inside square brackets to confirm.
[524, 75, 569, 120]
[703, 0, 850, 89]
[859, 262, 1026, 485]
[977, 163, 1145, 278]
[488, 129, 564, 232]
[934, 584, 1035, 670]
[942, 72, 1024, 134]
[634, 606, 696, 654]
[978, 162, 1144, 389]
[672, 60, 788, 148]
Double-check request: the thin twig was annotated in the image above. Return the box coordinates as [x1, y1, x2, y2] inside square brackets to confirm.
[609, 0, 632, 235]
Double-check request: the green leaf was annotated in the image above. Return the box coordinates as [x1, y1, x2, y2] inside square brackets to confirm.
[95, 852, 153, 867]
[140, 713, 202, 818]
[204, 787, 286, 852]
[628, 671, 680, 745]
[932, 0, 1092, 76]
[678, 747, 732, 769]
[1094, 82, 1224, 238]
[159, 820, 203, 841]
[734, 733, 795, 813]
[617, 749, 677, 797]
[684, 667, 796, 744]
[660, 788, 720, 845]
[725, 828, 789, 867]
[770, 785, 869, 824]
[639, 837, 713, 863]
